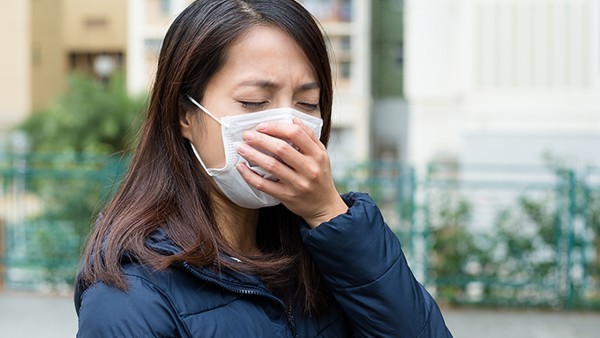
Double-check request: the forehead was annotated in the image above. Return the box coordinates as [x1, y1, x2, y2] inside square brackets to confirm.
[218, 25, 318, 85]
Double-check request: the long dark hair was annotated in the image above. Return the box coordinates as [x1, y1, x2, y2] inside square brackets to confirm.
[80, 0, 333, 314]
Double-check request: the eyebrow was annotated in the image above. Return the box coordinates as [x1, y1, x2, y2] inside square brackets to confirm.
[298, 82, 320, 91]
[237, 80, 320, 91]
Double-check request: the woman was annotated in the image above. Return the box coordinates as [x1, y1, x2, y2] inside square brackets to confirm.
[75, 0, 452, 337]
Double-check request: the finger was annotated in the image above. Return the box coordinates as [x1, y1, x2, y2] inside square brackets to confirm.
[240, 133, 327, 197]
[242, 129, 310, 171]
[235, 162, 281, 195]
[292, 118, 323, 146]
[237, 141, 299, 183]
[255, 121, 324, 155]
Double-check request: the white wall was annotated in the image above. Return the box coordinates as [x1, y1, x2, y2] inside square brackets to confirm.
[329, 0, 372, 163]
[127, 0, 147, 95]
[405, 0, 600, 170]
[0, 1, 31, 133]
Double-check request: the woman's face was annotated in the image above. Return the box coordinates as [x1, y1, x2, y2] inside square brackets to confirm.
[181, 25, 321, 170]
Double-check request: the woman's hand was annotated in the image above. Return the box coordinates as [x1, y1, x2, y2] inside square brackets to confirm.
[236, 118, 348, 228]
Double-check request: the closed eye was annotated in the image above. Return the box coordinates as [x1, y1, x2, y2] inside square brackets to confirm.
[299, 102, 319, 111]
[240, 101, 268, 109]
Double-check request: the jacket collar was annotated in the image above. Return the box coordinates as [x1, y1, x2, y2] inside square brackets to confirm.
[75, 228, 275, 315]
[145, 228, 269, 291]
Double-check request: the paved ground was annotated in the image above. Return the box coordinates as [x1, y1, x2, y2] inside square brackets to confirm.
[444, 308, 600, 338]
[1, 291, 599, 337]
[0, 292, 77, 338]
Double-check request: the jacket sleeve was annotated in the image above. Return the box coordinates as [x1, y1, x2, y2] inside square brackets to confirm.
[300, 192, 453, 338]
[77, 272, 183, 338]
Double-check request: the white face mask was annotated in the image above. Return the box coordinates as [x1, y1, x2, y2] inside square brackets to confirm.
[187, 95, 324, 209]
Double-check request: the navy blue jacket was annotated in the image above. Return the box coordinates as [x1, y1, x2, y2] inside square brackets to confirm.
[75, 192, 452, 337]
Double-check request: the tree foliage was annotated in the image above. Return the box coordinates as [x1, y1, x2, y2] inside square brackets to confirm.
[8, 73, 143, 289]
[19, 72, 144, 154]
[427, 167, 600, 308]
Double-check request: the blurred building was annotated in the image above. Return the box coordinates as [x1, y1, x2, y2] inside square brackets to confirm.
[303, 0, 372, 163]
[126, 0, 192, 97]
[0, 1, 31, 133]
[0, 0, 127, 134]
[405, 0, 600, 171]
[2, 0, 394, 164]
[127, 0, 373, 163]
[371, 0, 406, 164]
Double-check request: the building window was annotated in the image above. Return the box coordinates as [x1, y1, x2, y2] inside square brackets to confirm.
[160, 0, 171, 16]
[84, 17, 108, 29]
[394, 43, 403, 68]
[339, 0, 352, 21]
[144, 38, 163, 54]
[339, 61, 351, 79]
[302, 0, 352, 22]
[340, 36, 352, 51]
[69, 52, 123, 80]
[32, 45, 42, 67]
[394, 0, 404, 11]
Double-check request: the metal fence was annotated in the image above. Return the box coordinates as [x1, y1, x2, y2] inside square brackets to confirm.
[0, 151, 126, 291]
[415, 163, 600, 309]
[334, 160, 600, 310]
[1, 152, 599, 309]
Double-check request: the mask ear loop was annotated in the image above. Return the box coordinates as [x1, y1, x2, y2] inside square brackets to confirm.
[186, 95, 226, 174]
[189, 141, 213, 174]
[186, 95, 224, 126]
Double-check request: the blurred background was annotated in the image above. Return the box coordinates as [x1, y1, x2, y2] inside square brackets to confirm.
[0, 0, 599, 337]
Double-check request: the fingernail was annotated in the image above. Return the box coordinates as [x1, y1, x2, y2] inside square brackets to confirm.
[242, 131, 255, 141]
[256, 123, 268, 131]
[237, 143, 249, 154]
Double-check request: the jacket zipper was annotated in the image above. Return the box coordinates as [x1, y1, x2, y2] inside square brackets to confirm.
[181, 261, 298, 337]
[287, 294, 298, 338]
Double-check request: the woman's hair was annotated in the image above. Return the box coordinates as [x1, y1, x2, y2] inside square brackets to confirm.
[80, 0, 333, 314]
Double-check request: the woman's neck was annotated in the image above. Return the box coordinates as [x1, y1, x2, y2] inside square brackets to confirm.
[212, 194, 260, 255]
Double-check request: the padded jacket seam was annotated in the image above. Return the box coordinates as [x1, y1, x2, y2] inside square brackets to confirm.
[122, 271, 193, 338]
[330, 253, 402, 291]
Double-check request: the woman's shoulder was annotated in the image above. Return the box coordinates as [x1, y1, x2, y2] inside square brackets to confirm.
[77, 262, 246, 336]
[79, 262, 226, 314]
[77, 264, 187, 337]
[79, 266, 175, 314]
